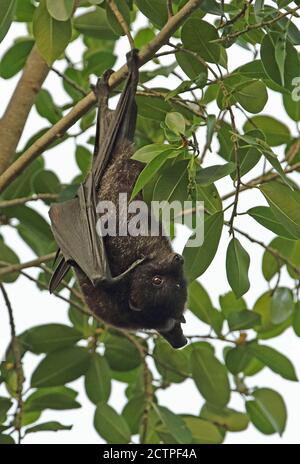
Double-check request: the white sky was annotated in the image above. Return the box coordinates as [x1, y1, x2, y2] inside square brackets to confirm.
[1, 11, 300, 444]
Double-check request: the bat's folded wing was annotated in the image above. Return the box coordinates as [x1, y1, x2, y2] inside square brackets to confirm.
[49, 183, 110, 291]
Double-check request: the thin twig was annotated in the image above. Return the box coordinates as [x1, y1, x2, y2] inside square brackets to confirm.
[20, 270, 88, 316]
[0, 284, 23, 444]
[218, 0, 253, 29]
[215, 4, 300, 44]
[51, 67, 88, 97]
[0, 253, 56, 277]
[231, 225, 300, 278]
[227, 106, 240, 236]
[222, 160, 300, 201]
[0, 193, 58, 209]
[108, 0, 135, 49]
[167, 0, 174, 18]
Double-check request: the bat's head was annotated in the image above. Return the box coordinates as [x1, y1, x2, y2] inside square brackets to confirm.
[128, 252, 187, 330]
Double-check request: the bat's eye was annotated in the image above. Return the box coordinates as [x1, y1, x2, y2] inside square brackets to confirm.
[152, 276, 163, 287]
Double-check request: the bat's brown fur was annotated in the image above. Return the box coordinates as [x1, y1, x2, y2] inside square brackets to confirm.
[77, 140, 187, 348]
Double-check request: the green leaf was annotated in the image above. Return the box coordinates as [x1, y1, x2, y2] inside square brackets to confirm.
[106, 0, 130, 35]
[31, 169, 61, 201]
[0, 434, 15, 444]
[35, 89, 62, 124]
[200, 404, 249, 432]
[219, 291, 247, 318]
[122, 395, 145, 435]
[188, 281, 223, 334]
[0, 238, 20, 283]
[153, 339, 189, 383]
[293, 302, 300, 337]
[283, 92, 300, 122]
[182, 416, 223, 444]
[196, 183, 222, 214]
[261, 32, 300, 91]
[155, 406, 192, 444]
[84, 50, 116, 77]
[152, 160, 189, 203]
[20, 324, 82, 354]
[183, 212, 223, 282]
[15, 0, 35, 22]
[25, 421, 72, 434]
[243, 116, 290, 147]
[131, 143, 172, 163]
[235, 80, 268, 114]
[134, 27, 155, 49]
[74, 7, 117, 39]
[271, 287, 294, 325]
[94, 403, 131, 444]
[253, 290, 292, 339]
[136, 94, 171, 121]
[228, 310, 261, 331]
[104, 334, 142, 372]
[247, 206, 296, 239]
[175, 50, 208, 84]
[130, 150, 173, 200]
[135, 0, 168, 28]
[260, 182, 300, 239]
[262, 237, 294, 282]
[248, 344, 298, 381]
[12, 205, 55, 256]
[84, 354, 111, 404]
[191, 346, 230, 408]
[0, 38, 34, 79]
[0, 397, 12, 424]
[75, 145, 92, 177]
[33, 0, 72, 65]
[181, 18, 220, 64]
[246, 388, 287, 435]
[165, 112, 186, 135]
[46, 0, 74, 21]
[225, 345, 252, 375]
[274, 34, 286, 86]
[196, 162, 235, 186]
[24, 387, 80, 411]
[0, 0, 16, 44]
[226, 238, 250, 298]
[31, 347, 90, 387]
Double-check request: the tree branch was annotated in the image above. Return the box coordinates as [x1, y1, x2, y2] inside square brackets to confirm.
[0, 253, 56, 277]
[222, 160, 300, 201]
[0, 283, 24, 444]
[0, 193, 58, 209]
[0, 0, 202, 194]
[108, 0, 134, 49]
[0, 46, 49, 174]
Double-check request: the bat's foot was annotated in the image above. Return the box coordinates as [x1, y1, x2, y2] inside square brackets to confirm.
[92, 69, 115, 100]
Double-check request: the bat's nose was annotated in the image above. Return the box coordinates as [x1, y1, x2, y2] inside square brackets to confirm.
[173, 253, 184, 265]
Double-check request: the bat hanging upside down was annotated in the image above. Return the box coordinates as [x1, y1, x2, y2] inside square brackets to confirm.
[48, 50, 188, 349]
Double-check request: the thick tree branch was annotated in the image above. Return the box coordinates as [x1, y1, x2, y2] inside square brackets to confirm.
[0, 0, 202, 194]
[0, 46, 49, 174]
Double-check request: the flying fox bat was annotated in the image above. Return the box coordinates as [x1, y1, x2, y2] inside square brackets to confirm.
[49, 50, 187, 348]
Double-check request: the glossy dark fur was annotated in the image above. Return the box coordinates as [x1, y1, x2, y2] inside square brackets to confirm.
[77, 139, 187, 348]
[49, 51, 187, 348]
